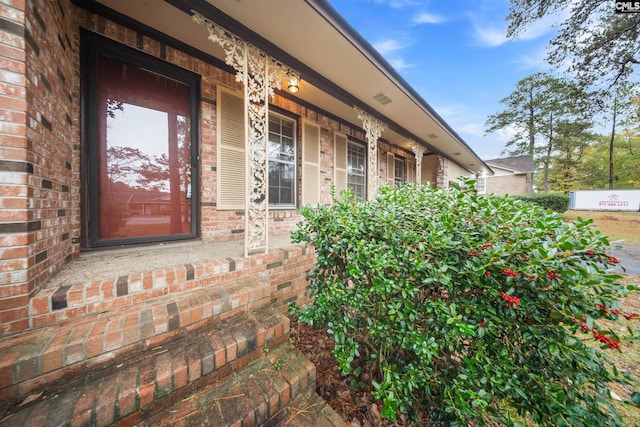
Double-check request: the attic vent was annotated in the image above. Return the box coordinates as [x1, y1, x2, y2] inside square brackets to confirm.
[427, 133, 438, 139]
[373, 92, 392, 105]
[453, 152, 462, 156]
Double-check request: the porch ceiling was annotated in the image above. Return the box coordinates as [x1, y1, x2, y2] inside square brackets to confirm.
[94, 0, 489, 174]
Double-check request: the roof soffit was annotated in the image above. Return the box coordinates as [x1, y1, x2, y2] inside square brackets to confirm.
[93, 0, 487, 172]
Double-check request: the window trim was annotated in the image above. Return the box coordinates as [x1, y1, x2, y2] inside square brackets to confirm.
[81, 31, 200, 248]
[269, 112, 298, 209]
[394, 156, 406, 187]
[476, 176, 487, 194]
[347, 138, 367, 199]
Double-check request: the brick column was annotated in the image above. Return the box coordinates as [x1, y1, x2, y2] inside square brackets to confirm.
[410, 140, 425, 184]
[0, 0, 77, 335]
[436, 155, 448, 189]
[0, 0, 30, 334]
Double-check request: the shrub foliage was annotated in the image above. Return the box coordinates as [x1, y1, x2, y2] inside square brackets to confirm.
[515, 193, 570, 213]
[291, 181, 637, 426]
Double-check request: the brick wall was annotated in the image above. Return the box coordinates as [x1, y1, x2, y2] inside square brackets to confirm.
[0, 0, 77, 334]
[71, 5, 419, 244]
[420, 154, 438, 185]
[71, 5, 409, 242]
[0, 0, 29, 334]
[27, 0, 77, 297]
[436, 156, 447, 188]
[0, 2, 422, 333]
[486, 174, 527, 196]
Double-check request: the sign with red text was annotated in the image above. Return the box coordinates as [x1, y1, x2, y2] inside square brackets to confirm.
[569, 190, 640, 211]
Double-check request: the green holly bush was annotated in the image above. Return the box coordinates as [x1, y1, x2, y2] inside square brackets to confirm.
[291, 180, 638, 426]
[515, 193, 570, 213]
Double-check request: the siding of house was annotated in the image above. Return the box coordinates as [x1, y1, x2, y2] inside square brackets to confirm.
[486, 174, 528, 196]
[483, 155, 534, 196]
[0, 0, 447, 334]
[437, 157, 473, 188]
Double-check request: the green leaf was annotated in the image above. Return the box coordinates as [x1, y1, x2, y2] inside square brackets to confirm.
[294, 181, 628, 426]
[382, 396, 399, 421]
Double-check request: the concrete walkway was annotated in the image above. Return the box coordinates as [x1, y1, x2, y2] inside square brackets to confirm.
[610, 243, 640, 276]
[45, 234, 296, 288]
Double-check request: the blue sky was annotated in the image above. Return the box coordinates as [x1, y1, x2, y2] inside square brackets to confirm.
[327, 0, 564, 160]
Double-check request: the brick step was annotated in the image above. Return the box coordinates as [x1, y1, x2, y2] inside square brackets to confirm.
[142, 343, 346, 427]
[29, 252, 266, 328]
[0, 277, 276, 424]
[263, 386, 348, 427]
[0, 304, 289, 426]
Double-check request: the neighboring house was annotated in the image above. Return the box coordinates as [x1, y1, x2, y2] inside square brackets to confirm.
[0, 0, 492, 424]
[477, 155, 534, 196]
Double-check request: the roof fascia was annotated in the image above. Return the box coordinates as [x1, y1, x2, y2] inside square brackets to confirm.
[304, 0, 491, 171]
[486, 162, 532, 174]
[81, 0, 487, 172]
[163, 0, 470, 162]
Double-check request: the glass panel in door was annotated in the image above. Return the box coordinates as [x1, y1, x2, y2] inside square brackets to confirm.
[96, 57, 192, 241]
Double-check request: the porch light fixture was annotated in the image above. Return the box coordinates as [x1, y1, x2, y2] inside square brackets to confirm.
[287, 76, 299, 93]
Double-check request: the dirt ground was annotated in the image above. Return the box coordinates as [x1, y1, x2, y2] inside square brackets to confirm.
[290, 317, 426, 427]
[563, 211, 640, 245]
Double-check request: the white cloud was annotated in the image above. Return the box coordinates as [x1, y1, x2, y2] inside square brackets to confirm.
[513, 15, 560, 41]
[388, 57, 413, 71]
[473, 24, 508, 47]
[472, 8, 563, 47]
[492, 123, 522, 144]
[458, 122, 485, 137]
[515, 46, 550, 70]
[373, 38, 404, 55]
[471, 128, 521, 159]
[387, 0, 420, 8]
[425, 100, 512, 158]
[412, 12, 445, 25]
[368, 0, 420, 8]
[429, 103, 459, 120]
[373, 38, 413, 70]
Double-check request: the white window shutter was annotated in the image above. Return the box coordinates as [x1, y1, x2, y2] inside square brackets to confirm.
[217, 88, 245, 209]
[334, 133, 347, 196]
[386, 153, 395, 186]
[302, 122, 320, 206]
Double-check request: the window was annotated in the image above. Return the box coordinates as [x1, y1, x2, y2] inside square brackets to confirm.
[347, 141, 366, 199]
[394, 157, 405, 187]
[82, 32, 199, 247]
[476, 177, 486, 194]
[335, 135, 367, 200]
[217, 90, 304, 209]
[269, 114, 297, 207]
